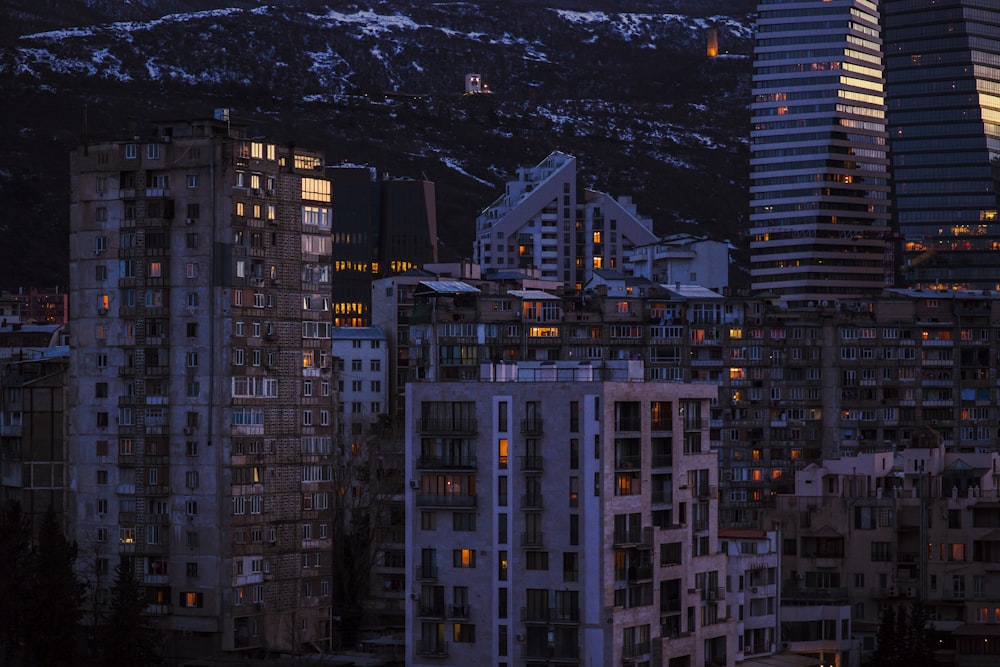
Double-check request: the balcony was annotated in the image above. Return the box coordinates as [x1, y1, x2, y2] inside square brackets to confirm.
[519, 455, 544, 472]
[520, 418, 544, 435]
[415, 494, 477, 508]
[652, 453, 673, 468]
[415, 565, 438, 580]
[627, 564, 654, 582]
[416, 455, 477, 471]
[623, 641, 651, 662]
[521, 606, 548, 623]
[615, 456, 641, 471]
[521, 531, 545, 548]
[415, 640, 448, 657]
[416, 418, 477, 435]
[521, 493, 544, 509]
[417, 603, 446, 619]
[521, 644, 580, 661]
[447, 604, 470, 619]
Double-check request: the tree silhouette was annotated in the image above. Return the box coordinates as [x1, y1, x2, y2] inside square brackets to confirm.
[872, 603, 934, 667]
[330, 415, 403, 649]
[99, 557, 162, 667]
[0, 500, 31, 665]
[23, 506, 85, 667]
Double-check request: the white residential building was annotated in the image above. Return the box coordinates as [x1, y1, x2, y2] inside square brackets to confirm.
[473, 152, 658, 288]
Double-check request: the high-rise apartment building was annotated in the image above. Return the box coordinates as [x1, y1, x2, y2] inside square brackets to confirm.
[474, 152, 658, 288]
[405, 366, 745, 666]
[328, 165, 438, 326]
[68, 114, 337, 659]
[882, 0, 1000, 290]
[749, 0, 891, 306]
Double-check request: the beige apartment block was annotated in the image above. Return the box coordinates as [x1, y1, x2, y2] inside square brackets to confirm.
[68, 113, 337, 659]
[405, 362, 742, 666]
[776, 440, 1000, 667]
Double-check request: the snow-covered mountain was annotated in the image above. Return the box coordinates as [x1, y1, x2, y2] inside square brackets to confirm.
[0, 1, 756, 288]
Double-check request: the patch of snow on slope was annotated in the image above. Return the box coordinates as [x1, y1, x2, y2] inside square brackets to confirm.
[441, 157, 494, 187]
[17, 47, 97, 77]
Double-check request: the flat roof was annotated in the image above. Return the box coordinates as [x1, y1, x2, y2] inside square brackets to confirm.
[416, 280, 481, 295]
[508, 289, 560, 300]
[737, 654, 821, 667]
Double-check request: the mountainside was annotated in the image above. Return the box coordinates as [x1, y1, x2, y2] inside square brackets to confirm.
[0, 1, 756, 289]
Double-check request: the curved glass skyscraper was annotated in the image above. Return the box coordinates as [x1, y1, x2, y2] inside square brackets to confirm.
[750, 0, 891, 307]
[883, 0, 1000, 290]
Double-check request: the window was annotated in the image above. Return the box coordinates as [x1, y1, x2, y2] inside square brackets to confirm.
[453, 512, 476, 531]
[422, 512, 436, 531]
[179, 592, 203, 608]
[525, 551, 549, 570]
[453, 549, 476, 568]
[453, 623, 476, 643]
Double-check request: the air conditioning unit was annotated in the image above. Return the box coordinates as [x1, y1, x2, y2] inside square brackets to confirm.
[161, 135, 171, 143]
[183, 426, 194, 435]
[515, 633, 525, 642]
[409, 480, 419, 489]
[252, 188, 262, 196]
[185, 217, 195, 225]
[266, 188, 275, 196]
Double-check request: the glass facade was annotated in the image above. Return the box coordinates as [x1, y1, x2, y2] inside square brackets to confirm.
[749, 0, 891, 306]
[883, 0, 1000, 290]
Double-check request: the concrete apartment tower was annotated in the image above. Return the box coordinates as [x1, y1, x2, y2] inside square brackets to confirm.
[68, 113, 337, 659]
[749, 0, 891, 306]
[882, 0, 1000, 290]
[405, 365, 739, 666]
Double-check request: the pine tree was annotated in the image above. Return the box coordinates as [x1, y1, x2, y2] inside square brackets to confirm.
[23, 506, 85, 666]
[874, 605, 899, 667]
[906, 602, 934, 667]
[100, 556, 162, 667]
[0, 500, 31, 665]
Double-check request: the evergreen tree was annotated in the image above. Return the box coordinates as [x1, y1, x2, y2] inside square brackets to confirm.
[906, 602, 935, 667]
[100, 556, 162, 667]
[23, 506, 85, 666]
[0, 500, 31, 665]
[873, 605, 899, 667]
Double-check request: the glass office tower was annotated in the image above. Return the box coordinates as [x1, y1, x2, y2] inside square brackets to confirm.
[749, 0, 891, 307]
[883, 0, 1000, 290]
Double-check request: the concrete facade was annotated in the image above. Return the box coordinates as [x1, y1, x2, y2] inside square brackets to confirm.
[405, 364, 742, 666]
[68, 115, 337, 659]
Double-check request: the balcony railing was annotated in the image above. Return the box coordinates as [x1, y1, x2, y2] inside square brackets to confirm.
[521, 493, 544, 509]
[415, 494, 477, 508]
[416, 640, 448, 657]
[415, 565, 438, 580]
[519, 455, 544, 471]
[521, 531, 545, 548]
[520, 418, 544, 435]
[447, 603, 470, 619]
[615, 455, 641, 470]
[416, 455, 477, 470]
[416, 418, 477, 435]
[623, 641, 651, 661]
[418, 604, 446, 618]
